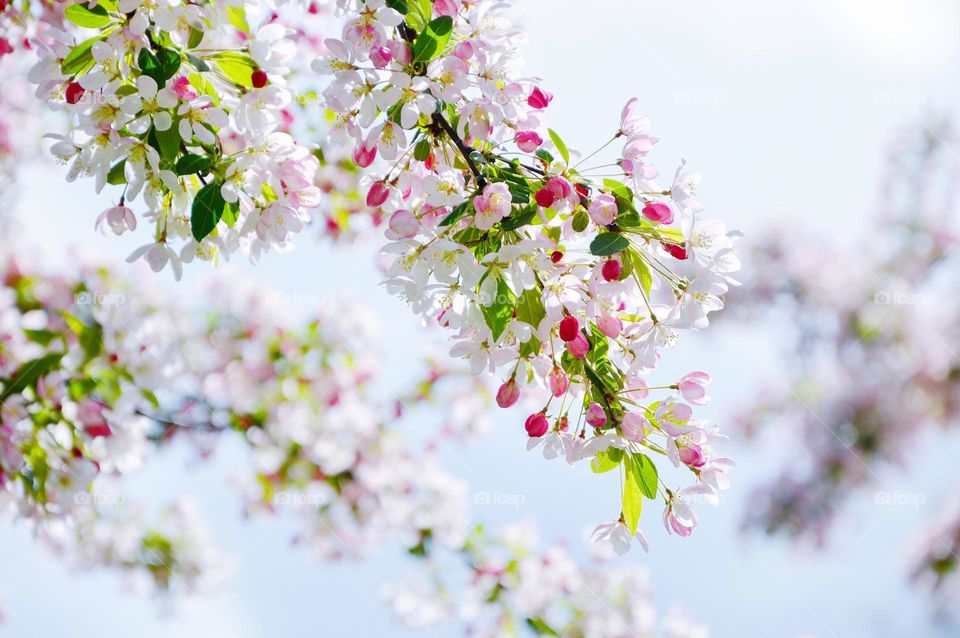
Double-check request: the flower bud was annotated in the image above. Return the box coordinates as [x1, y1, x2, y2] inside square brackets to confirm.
[371, 46, 393, 68]
[601, 259, 622, 282]
[515, 130, 543, 153]
[566, 332, 590, 358]
[550, 250, 563, 263]
[588, 193, 618, 226]
[558, 316, 579, 341]
[586, 403, 607, 428]
[366, 181, 390, 207]
[620, 412, 647, 442]
[65, 81, 85, 105]
[548, 367, 568, 397]
[525, 412, 549, 437]
[662, 242, 688, 260]
[535, 187, 555, 208]
[352, 142, 377, 168]
[388, 209, 419, 239]
[527, 86, 553, 109]
[679, 443, 707, 468]
[251, 69, 269, 88]
[597, 314, 623, 338]
[496, 378, 521, 408]
[642, 202, 673, 224]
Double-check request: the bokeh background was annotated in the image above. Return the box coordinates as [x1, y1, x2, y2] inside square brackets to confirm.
[3, 0, 960, 635]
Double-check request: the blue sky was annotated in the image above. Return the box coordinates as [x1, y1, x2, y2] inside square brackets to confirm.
[3, 0, 960, 636]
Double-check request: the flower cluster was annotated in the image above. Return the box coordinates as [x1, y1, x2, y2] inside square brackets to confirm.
[725, 119, 960, 547]
[383, 520, 710, 637]
[28, 0, 326, 277]
[315, 0, 739, 550]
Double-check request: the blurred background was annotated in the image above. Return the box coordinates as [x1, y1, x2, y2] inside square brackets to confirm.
[3, 0, 960, 635]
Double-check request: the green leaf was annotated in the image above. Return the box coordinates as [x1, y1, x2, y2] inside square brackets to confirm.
[222, 200, 240, 227]
[187, 28, 204, 49]
[226, 5, 250, 33]
[571, 209, 589, 232]
[212, 52, 256, 87]
[106, 160, 127, 185]
[547, 128, 569, 165]
[631, 453, 659, 499]
[2, 353, 64, 400]
[534, 148, 554, 164]
[634, 254, 653, 298]
[175, 154, 212, 176]
[480, 278, 515, 342]
[413, 139, 431, 162]
[155, 122, 181, 161]
[138, 47, 181, 85]
[439, 200, 469, 226]
[589, 232, 629, 256]
[525, 618, 560, 636]
[23, 329, 59, 346]
[515, 287, 545, 330]
[60, 36, 101, 76]
[500, 204, 536, 231]
[186, 52, 210, 72]
[191, 181, 226, 241]
[622, 459, 644, 534]
[590, 449, 621, 474]
[386, 0, 409, 13]
[65, 2, 112, 28]
[411, 16, 453, 64]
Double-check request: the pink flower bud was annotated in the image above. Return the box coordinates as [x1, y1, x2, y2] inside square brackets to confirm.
[662, 242, 688, 260]
[535, 187, 555, 208]
[515, 130, 543, 153]
[453, 41, 474, 60]
[679, 443, 707, 468]
[597, 314, 623, 338]
[353, 141, 378, 168]
[566, 332, 590, 358]
[434, 0, 458, 18]
[558, 316, 579, 342]
[588, 193, 618, 226]
[527, 86, 553, 109]
[601, 259, 622, 282]
[371, 46, 393, 68]
[642, 202, 674, 224]
[550, 250, 563, 263]
[678, 371, 711, 405]
[621, 412, 647, 442]
[251, 69, 269, 88]
[586, 403, 607, 428]
[546, 176, 572, 200]
[548, 367, 569, 397]
[366, 181, 390, 207]
[525, 412, 549, 437]
[387, 39, 411, 65]
[388, 209, 419, 239]
[496, 378, 521, 408]
[65, 81, 85, 105]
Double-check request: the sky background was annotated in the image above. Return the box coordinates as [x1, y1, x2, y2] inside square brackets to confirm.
[3, 0, 960, 636]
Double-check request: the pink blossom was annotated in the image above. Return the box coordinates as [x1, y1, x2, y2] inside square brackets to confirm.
[678, 371, 711, 405]
[597, 315, 623, 338]
[601, 259, 622, 282]
[588, 193, 618, 226]
[352, 141, 378, 168]
[366, 181, 390, 207]
[621, 412, 647, 443]
[548, 367, 569, 397]
[566, 333, 590, 359]
[642, 202, 674, 224]
[558, 316, 579, 341]
[387, 209, 419, 239]
[586, 403, 607, 428]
